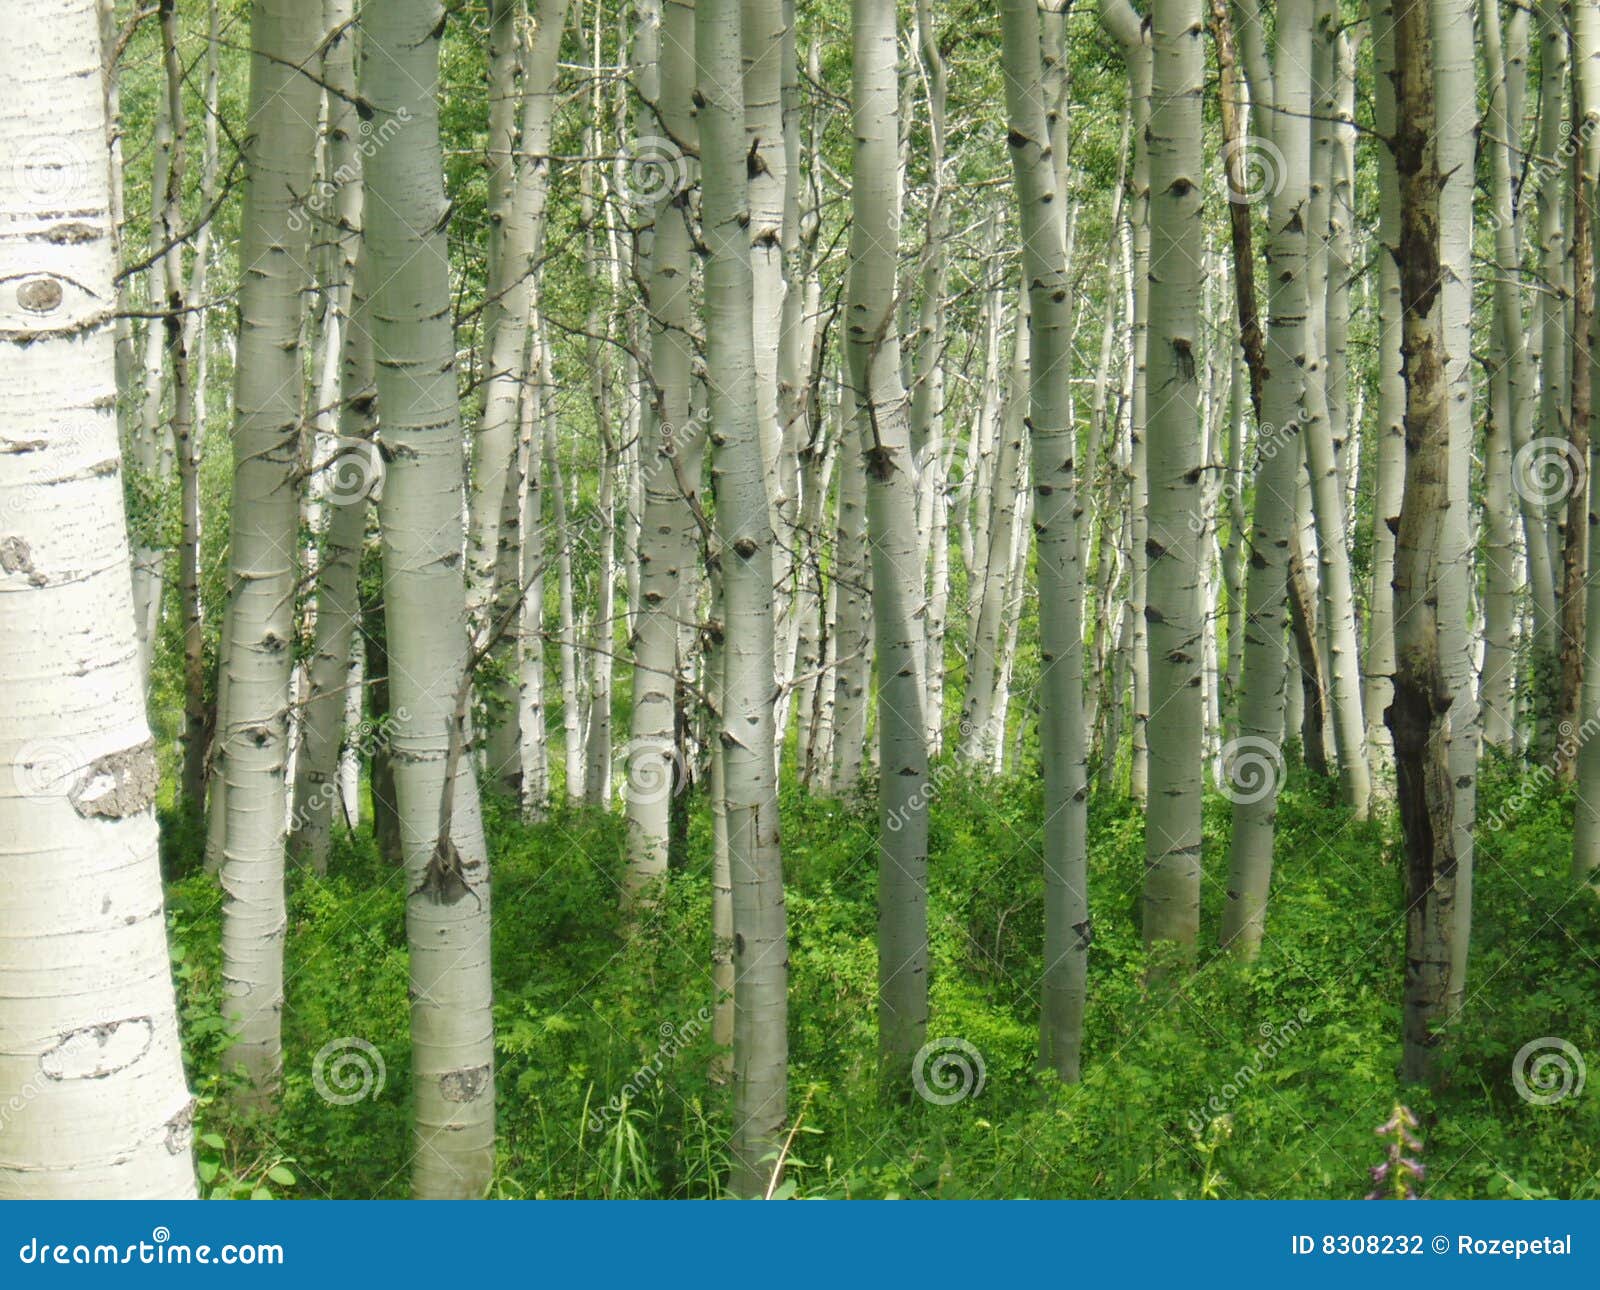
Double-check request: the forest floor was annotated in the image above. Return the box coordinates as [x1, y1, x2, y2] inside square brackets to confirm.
[162, 756, 1600, 1199]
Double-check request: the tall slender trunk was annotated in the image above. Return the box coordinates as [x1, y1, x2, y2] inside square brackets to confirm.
[828, 411, 872, 793]
[1560, 54, 1595, 778]
[518, 337, 552, 815]
[0, 0, 197, 1198]
[1364, 0, 1406, 772]
[1102, 0, 1153, 804]
[289, 2, 368, 873]
[850, 0, 930, 1085]
[1301, 0, 1370, 815]
[1218, 0, 1309, 955]
[1434, 0, 1477, 1016]
[1479, 0, 1528, 750]
[1388, 0, 1456, 1086]
[1140, 0, 1205, 953]
[959, 287, 1028, 767]
[913, 0, 950, 755]
[477, 0, 570, 793]
[1528, 0, 1569, 746]
[1569, 0, 1600, 883]
[700, 0, 786, 1198]
[1001, 0, 1089, 1081]
[625, 0, 700, 896]
[363, 0, 497, 1197]
[154, 0, 207, 820]
[742, 0, 791, 706]
[217, 0, 323, 1102]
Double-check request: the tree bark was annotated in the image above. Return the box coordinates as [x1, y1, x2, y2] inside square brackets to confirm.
[217, 0, 323, 1103]
[0, 0, 198, 1198]
[1388, 0, 1457, 1086]
[700, 0, 787, 1197]
[849, 0, 930, 1086]
[1141, 0, 1206, 953]
[363, 0, 497, 1196]
[1001, 0, 1090, 1081]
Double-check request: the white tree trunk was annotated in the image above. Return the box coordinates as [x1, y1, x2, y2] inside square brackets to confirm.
[363, 0, 497, 1197]
[850, 0, 930, 1085]
[1001, 0, 1090, 1080]
[700, 0, 787, 1197]
[0, 0, 196, 1198]
[217, 0, 324, 1101]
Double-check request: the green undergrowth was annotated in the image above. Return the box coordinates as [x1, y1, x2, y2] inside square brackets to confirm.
[164, 755, 1600, 1198]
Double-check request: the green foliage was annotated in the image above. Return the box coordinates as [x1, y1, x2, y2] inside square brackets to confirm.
[166, 754, 1600, 1198]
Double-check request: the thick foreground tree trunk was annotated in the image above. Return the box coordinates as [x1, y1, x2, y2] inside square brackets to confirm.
[0, 0, 196, 1198]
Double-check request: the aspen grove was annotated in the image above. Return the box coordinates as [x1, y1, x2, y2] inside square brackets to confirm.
[5, 0, 1600, 1200]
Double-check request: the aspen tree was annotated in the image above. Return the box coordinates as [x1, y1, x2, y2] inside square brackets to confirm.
[362, 0, 497, 1197]
[1101, 0, 1153, 802]
[1141, 0, 1206, 951]
[290, 0, 368, 873]
[1569, 0, 1600, 884]
[625, 0, 700, 898]
[699, 0, 786, 1196]
[1001, 0, 1090, 1079]
[849, 0, 931, 1082]
[0, 0, 197, 1199]
[216, 0, 324, 1102]
[1219, 0, 1312, 955]
[1388, 0, 1457, 1084]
